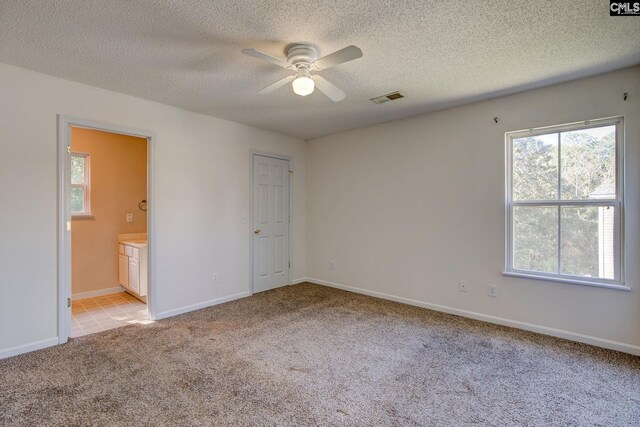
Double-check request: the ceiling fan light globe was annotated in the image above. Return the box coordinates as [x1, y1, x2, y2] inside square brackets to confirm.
[292, 76, 314, 96]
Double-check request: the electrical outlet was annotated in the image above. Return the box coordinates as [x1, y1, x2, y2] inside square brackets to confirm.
[126, 213, 134, 223]
[458, 280, 468, 292]
[330, 261, 336, 271]
[488, 284, 497, 297]
[212, 272, 219, 283]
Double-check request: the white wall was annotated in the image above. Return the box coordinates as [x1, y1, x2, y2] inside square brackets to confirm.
[2, 60, 637, 358]
[0, 63, 306, 356]
[307, 66, 640, 353]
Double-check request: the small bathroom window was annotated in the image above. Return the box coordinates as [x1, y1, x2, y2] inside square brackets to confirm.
[71, 152, 91, 216]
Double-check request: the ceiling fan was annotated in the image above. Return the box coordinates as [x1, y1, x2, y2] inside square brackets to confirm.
[241, 43, 363, 102]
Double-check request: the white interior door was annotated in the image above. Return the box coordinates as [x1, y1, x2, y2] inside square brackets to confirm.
[252, 154, 290, 293]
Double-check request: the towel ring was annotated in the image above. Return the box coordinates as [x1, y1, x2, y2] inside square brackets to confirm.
[138, 200, 147, 211]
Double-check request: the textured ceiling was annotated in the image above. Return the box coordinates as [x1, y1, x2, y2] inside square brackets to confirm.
[0, 1, 639, 139]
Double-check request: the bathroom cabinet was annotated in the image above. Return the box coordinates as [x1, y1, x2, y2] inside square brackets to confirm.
[118, 241, 147, 302]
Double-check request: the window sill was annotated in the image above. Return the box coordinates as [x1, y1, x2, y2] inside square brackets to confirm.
[72, 214, 94, 220]
[502, 271, 630, 291]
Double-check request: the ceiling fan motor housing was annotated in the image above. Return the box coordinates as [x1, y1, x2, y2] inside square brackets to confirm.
[286, 44, 318, 69]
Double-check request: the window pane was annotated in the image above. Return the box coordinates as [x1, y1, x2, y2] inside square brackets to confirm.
[71, 156, 85, 184]
[513, 206, 558, 273]
[561, 206, 615, 279]
[560, 125, 615, 200]
[71, 187, 84, 213]
[512, 133, 558, 201]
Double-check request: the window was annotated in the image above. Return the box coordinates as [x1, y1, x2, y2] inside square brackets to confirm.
[505, 118, 625, 289]
[71, 152, 91, 216]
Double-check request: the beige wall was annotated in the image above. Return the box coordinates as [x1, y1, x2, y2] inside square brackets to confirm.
[306, 66, 640, 353]
[71, 128, 147, 294]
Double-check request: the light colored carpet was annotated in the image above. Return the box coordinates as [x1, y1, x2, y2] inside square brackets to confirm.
[1, 283, 638, 426]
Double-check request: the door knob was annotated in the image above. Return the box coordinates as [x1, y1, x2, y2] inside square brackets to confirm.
[254, 229, 261, 235]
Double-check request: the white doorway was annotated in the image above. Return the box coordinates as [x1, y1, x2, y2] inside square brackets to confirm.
[57, 116, 156, 344]
[252, 153, 291, 293]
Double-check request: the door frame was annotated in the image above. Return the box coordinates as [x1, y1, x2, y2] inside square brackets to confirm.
[57, 115, 157, 344]
[249, 150, 293, 295]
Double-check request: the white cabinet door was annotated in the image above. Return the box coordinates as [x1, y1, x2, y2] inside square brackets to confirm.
[118, 254, 129, 287]
[128, 257, 139, 293]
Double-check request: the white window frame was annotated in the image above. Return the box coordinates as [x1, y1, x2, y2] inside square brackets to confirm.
[504, 117, 627, 290]
[71, 152, 92, 217]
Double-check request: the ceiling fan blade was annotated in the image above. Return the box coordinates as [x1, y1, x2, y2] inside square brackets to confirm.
[313, 75, 346, 102]
[242, 49, 288, 68]
[258, 75, 296, 94]
[313, 45, 363, 70]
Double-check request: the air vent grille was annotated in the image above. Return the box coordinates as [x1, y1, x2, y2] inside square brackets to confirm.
[370, 91, 406, 104]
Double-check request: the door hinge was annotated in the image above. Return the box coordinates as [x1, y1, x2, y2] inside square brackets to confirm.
[67, 145, 71, 155]
[289, 261, 291, 269]
[67, 297, 71, 308]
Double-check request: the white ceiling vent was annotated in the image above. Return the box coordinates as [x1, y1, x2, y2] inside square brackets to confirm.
[370, 91, 406, 104]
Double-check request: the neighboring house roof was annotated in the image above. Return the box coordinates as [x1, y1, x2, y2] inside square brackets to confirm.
[589, 182, 615, 198]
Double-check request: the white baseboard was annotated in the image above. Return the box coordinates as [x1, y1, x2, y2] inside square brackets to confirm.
[72, 286, 124, 300]
[154, 291, 251, 320]
[0, 337, 59, 360]
[291, 277, 308, 285]
[305, 277, 640, 356]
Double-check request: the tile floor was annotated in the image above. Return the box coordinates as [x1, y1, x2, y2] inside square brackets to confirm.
[71, 292, 149, 337]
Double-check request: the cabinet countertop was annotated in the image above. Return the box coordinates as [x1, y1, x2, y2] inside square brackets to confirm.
[119, 240, 148, 248]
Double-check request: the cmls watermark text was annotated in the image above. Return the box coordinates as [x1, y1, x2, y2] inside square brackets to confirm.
[610, 1, 640, 15]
